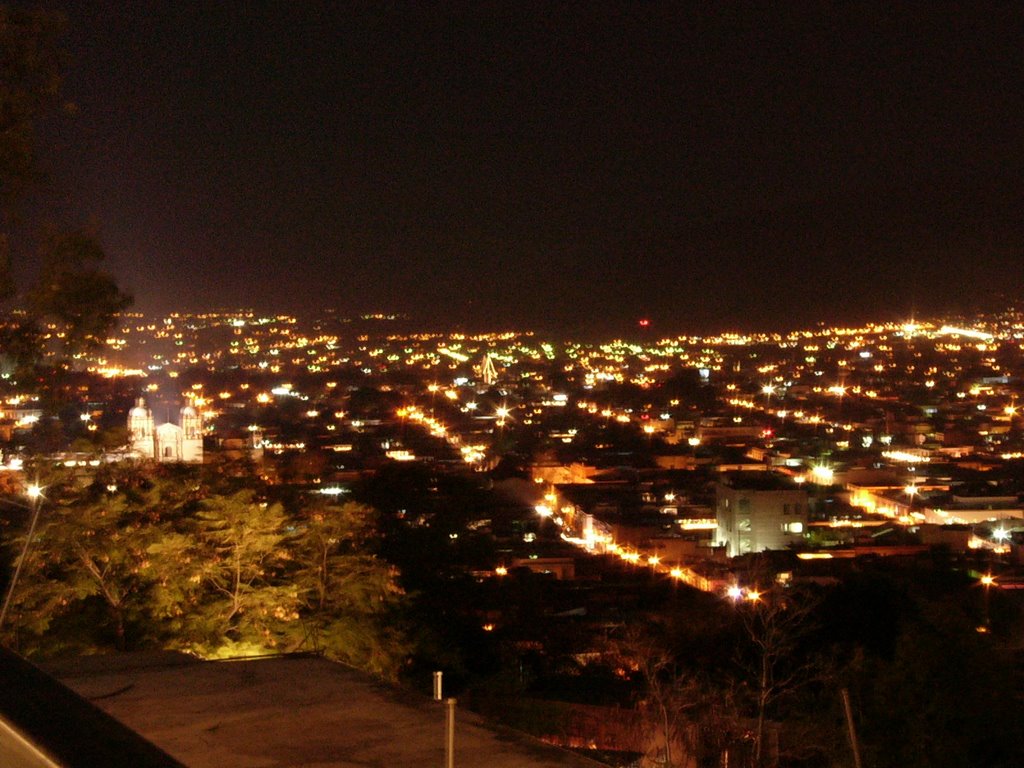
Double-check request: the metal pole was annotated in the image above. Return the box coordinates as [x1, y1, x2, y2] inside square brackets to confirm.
[433, 670, 443, 701]
[445, 697, 456, 768]
[0, 494, 42, 634]
[840, 688, 863, 768]
[983, 581, 992, 631]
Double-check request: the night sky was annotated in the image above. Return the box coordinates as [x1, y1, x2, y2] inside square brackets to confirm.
[29, 2, 1024, 335]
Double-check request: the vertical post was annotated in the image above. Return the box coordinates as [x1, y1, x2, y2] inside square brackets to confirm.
[980, 574, 994, 631]
[433, 670, 443, 701]
[0, 492, 43, 634]
[983, 581, 991, 630]
[840, 688, 863, 768]
[445, 697, 456, 768]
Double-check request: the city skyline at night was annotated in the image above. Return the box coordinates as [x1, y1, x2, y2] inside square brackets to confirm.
[4, 6, 1024, 764]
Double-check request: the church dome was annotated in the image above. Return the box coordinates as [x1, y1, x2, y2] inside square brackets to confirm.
[129, 398, 150, 418]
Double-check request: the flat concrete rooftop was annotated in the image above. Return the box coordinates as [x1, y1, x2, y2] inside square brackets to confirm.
[44, 652, 603, 768]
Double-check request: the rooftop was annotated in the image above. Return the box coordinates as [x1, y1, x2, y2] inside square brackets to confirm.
[43, 652, 604, 768]
[718, 472, 804, 492]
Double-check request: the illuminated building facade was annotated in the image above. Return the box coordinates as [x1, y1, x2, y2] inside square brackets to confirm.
[715, 473, 808, 557]
[128, 399, 203, 463]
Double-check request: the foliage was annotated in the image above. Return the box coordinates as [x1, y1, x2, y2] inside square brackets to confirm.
[37, 489, 160, 649]
[287, 500, 407, 676]
[27, 229, 133, 355]
[4, 470, 180, 651]
[167, 490, 299, 655]
[854, 600, 1024, 768]
[2, 464, 408, 678]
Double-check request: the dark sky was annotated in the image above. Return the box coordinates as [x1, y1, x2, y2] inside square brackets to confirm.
[30, 1, 1024, 335]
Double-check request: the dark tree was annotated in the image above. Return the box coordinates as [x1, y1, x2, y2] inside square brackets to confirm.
[0, 6, 130, 372]
[0, 6, 65, 217]
[288, 500, 407, 678]
[28, 229, 132, 356]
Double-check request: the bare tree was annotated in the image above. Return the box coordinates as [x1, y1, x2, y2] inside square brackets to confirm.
[614, 630, 745, 768]
[734, 585, 823, 767]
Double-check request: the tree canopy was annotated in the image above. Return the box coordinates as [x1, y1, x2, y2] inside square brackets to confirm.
[2, 464, 408, 678]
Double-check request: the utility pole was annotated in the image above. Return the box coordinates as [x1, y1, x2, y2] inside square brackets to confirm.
[0, 485, 44, 634]
[841, 688, 863, 768]
[445, 697, 456, 768]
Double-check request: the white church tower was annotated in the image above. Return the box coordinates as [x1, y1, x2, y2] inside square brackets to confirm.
[177, 404, 204, 463]
[128, 398, 155, 460]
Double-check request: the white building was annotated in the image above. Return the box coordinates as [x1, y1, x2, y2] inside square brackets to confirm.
[715, 473, 808, 557]
[128, 398, 203, 463]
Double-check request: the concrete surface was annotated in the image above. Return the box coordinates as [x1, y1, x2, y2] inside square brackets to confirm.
[46, 653, 605, 768]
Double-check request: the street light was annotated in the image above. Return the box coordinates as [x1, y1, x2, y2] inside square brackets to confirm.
[0, 484, 45, 635]
[904, 484, 918, 517]
[495, 405, 510, 426]
[810, 465, 834, 484]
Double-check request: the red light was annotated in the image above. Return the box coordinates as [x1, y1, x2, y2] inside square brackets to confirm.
[638, 319, 650, 327]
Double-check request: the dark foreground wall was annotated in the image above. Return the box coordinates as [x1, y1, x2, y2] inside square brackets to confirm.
[0, 647, 184, 768]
